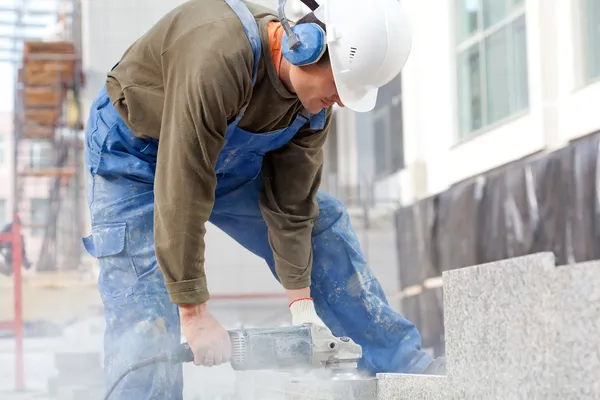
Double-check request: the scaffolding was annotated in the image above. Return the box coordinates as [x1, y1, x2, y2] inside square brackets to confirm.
[0, 1, 84, 391]
[1, 0, 85, 273]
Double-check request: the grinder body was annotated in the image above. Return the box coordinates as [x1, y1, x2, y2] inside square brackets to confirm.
[228, 324, 362, 373]
[175, 324, 362, 373]
[229, 325, 313, 370]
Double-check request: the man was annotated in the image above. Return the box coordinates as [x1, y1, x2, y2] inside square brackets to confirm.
[0, 221, 32, 276]
[82, 0, 442, 398]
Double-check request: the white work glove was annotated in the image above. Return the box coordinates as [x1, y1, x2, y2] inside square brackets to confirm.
[289, 298, 332, 333]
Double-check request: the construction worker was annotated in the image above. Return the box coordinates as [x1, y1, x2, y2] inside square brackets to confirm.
[82, 0, 443, 397]
[0, 221, 31, 275]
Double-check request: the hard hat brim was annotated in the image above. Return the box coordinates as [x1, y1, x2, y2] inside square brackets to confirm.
[334, 78, 378, 113]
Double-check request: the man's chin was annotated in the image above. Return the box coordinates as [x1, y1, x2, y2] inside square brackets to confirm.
[305, 103, 325, 114]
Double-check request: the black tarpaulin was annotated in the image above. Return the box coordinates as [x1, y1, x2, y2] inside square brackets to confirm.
[394, 131, 600, 355]
[437, 180, 481, 272]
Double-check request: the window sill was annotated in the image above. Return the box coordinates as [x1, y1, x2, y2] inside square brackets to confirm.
[453, 109, 530, 149]
[580, 75, 600, 91]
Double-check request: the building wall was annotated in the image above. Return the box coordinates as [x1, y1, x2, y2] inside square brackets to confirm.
[80, 0, 302, 117]
[350, 0, 600, 207]
[0, 112, 14, 229]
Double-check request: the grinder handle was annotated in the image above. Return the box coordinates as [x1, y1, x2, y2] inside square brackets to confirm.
[169, 343, 195, 364]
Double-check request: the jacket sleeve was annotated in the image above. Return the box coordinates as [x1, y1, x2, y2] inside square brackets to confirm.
[259, 108, 333, 290]
[154, 25, 252, 305]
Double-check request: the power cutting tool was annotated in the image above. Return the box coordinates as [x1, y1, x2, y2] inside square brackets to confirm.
[103, 324, 363, 400]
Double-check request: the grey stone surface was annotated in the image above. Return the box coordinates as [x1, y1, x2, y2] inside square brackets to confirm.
[443, 252, 558, 399]
[232, 370, 377, 400]
[377, 374, 447, 400]
[550, 261, 600, 398]
[442, 252, 600, 400]
[377, 252, 600, 400]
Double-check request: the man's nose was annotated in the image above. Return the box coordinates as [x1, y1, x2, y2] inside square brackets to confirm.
[334, 95, 344, 107]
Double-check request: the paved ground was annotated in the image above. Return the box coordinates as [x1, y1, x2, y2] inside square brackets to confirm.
[0, 218, 402, 399]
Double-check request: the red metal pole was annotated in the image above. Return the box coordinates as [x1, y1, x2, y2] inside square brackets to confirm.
[12, 215, 25, 391]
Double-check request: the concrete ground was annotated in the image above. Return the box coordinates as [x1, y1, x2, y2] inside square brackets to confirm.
[0, 272, 298, 399]
[0, 219, 402, 399]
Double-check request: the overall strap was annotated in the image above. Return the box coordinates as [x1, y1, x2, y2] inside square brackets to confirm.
[223, 0, 262, 120]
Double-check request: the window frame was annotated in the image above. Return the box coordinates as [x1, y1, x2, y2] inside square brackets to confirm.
[372, 105, 393, 180]
[370, 74, 405, 180]
[28, 140, 54, 170]
[581, 0, 600, 85]
[0, 199, 6, 228]
[0, 133, 5, 167]
[30, 197, 50, 237]
[455, 0, 529, 141]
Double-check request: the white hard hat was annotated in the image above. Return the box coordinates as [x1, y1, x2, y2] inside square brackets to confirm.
[321, 0, 412, 112]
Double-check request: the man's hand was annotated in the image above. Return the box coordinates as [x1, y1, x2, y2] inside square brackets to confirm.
[179, 303, 232, 367]
[287, 289, 331, 333]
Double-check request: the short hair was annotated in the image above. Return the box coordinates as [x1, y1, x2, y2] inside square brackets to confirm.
[295, 12, 330, 66]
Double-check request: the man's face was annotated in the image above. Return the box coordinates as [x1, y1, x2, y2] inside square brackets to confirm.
[290, 62, 344, 114]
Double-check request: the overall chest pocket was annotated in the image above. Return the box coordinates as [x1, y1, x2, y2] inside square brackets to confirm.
[215, 124, 293, 178]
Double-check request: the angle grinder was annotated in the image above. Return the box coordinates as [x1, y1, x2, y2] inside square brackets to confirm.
[103, 324, 363, 400]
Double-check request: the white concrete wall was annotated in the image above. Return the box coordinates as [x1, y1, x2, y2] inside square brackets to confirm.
[80, 0, 311, 120]
[387, 0, 600, 205]
[0, 113, 14, 227]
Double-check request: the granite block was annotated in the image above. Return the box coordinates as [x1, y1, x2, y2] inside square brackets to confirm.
[234, 370, 377, 400]
[283, 378, 377, 400]
[440, 252, 600, 399]
[443, 252, 558, 399]
[551, 261, 600, 398]
[377, 373, 448, 400]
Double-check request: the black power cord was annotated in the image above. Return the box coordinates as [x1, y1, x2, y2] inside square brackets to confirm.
[103, 343, 194, 400]
[299, 0, 319, 11]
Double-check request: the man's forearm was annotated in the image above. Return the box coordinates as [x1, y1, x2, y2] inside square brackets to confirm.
[286, 287, 311, 303]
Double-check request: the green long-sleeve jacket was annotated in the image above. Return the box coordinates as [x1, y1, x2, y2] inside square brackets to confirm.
[105, 0, 331, 304]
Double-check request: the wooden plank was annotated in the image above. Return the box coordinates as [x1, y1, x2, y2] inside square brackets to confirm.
[24, 108, 60, 126]
[22, 60, 75, 85]
[19, 167, 77, 178]
[22, 124, 55, 140]
[23, 87, 63, 107]
[25, 60, 73, 73]
[23, 41, 75, 56]
[23, 69, 63, 86]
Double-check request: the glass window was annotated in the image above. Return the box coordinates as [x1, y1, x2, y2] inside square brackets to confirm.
[0, 134, 5, 167]
[326, 115, 338, 175]
[457, 0, 480, 40]
[458, 44, 483, 134]
[373, 113, 390, 178]
[29, 140, 54, 169]
[0, 199, 6, 228]
[371, 75, 404, 178]
[482, 0, 507, 28]
[457, 0, 529, 139]
[584, 0, 600, 82]
[31, 198, 50, 237]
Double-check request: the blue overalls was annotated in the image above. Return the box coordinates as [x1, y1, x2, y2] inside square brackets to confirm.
[82, 0, 432, 398]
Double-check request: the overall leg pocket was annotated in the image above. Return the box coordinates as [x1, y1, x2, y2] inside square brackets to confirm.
[83, 222, 137, 301]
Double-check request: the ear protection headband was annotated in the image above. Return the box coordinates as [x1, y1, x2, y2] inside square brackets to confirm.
[278, 0, 327, 66]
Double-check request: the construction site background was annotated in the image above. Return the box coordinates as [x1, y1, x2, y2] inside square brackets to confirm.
[0, 0, 598, 398]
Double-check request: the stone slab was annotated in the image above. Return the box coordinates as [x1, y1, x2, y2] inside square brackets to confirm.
[377, 374, 447, 400]
[377, 252, 600, 400]
[443, 252, 558, 399]
[551, 261, 600, 398]
[233, 371, 377, 400]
